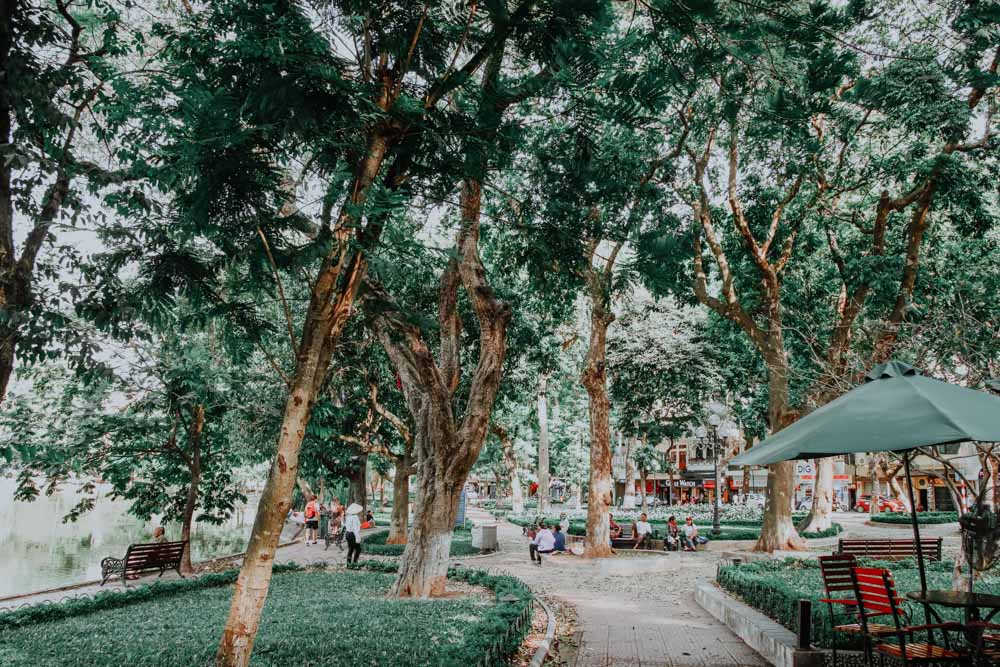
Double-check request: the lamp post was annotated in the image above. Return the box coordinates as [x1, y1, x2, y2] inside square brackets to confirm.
[707, 413, 722, 536]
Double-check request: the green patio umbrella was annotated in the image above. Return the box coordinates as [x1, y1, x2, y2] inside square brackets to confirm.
[730, 360, 1000, 595]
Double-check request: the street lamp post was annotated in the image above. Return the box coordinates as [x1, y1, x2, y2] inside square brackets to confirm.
[708, 413, 722, 536]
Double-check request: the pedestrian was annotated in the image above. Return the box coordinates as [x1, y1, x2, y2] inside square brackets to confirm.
[345, 502, 363, 564]
[304, 494, 321, 545]
[329, 499, 344, 550]
[559, 512, 569, 534]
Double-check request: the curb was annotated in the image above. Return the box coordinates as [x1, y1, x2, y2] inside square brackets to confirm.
[528, 596, 557, 667]
[695, 579, 824, 667]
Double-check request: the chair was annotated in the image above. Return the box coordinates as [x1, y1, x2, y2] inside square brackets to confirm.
[853, 567, 965, 666]
[820, 555, 895, 665]
[820, 555, 861, 666]
[967, 621, 1000, 666]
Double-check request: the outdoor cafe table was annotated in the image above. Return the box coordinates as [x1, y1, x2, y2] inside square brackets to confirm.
[906, 590, 1000, 658]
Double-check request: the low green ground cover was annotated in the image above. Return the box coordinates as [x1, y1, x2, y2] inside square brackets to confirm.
[0, 562, 530, 666]
[718, 558, 999, 649]
[504, 514, 842, 541]
[870, 511, 958, 524]
[362, 527, 481, 557]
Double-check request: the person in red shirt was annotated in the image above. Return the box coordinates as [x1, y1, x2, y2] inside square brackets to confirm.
[304, 494, 320, 546]
[609, 513, 622, 540]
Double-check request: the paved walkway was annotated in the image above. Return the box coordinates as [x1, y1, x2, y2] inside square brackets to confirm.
[453, 508, 766, 666]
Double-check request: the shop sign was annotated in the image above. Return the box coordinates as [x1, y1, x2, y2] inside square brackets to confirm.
[833, 475, 850, 481]
[704, 481, 716, 489]
[674, 480, 698, 488]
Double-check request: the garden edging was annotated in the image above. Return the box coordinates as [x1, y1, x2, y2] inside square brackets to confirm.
[695, 579, 823, 667]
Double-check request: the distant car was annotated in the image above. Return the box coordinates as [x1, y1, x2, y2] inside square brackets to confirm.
[854, 494, 905, 513]
[743, 493, 766, 509]
[643, 495, 660, 507]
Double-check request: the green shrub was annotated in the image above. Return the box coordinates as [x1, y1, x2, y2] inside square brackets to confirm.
[717, 557, 984, 649]
[800, 523, 845, 539]
[362, 528, 481, 557]
[0, 563, 532, 666]
[871, 511, 958, 524]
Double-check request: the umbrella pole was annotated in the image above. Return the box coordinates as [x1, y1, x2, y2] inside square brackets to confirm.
[904, 452, 928, 594]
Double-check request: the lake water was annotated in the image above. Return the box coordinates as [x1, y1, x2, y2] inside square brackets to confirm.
[0, 476, 258, 598]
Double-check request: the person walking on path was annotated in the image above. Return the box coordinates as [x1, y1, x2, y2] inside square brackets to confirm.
[345, 503, 363, 564]
[328, 499, 344, 551]
[304, 495, 321, 545]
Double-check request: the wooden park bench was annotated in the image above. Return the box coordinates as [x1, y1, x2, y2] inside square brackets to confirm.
[837, 537, 943, 561]
[611, 524, 658, 549]
[101, 540, 188, 586]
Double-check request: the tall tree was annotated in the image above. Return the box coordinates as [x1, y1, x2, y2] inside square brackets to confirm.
[0, 0, 134, 407]
[645, 1, 999, 548]
[5, 328, 271, 574]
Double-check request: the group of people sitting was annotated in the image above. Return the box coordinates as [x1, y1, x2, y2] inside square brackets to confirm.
[663, 515, 709, 551]
[525, 519, 569, 564]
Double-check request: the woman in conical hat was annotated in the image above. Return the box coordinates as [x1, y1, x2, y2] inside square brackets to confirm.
[344, 503, 363, 563]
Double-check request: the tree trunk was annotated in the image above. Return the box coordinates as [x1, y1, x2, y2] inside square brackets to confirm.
[375, 176, 511, 598]
[214, 108, 392, 667]
[797, 458, 834, 533]
[640, 469, 648, 512]
[348, 460, 367, 514]
[537, 373, 550, 514]
[388, 464, 411, 544]
[393, 447, 461, 597]
[582, 297, 614, 558]
[494, 423, 524, 515]
[754, 353, 806, 552]
[180, 405, 205, 575]
[623, 436, 637, 510]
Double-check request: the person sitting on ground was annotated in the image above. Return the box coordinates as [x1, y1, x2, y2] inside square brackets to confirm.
[552, 524, 567, 553]
[530, 522, 556, 564]
[361, 509, 375, 530]
[633, 513, 653, 550]
[683, 516, 704, 551]
[664, 515, 681, 551]
[609, 513, 622, 540]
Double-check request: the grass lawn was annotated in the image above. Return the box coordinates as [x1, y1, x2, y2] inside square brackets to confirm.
[0, 569, 511, 666]
[718, 558, 1000, 648]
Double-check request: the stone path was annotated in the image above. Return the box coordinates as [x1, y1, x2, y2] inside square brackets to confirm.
[453, 508, 767, 667]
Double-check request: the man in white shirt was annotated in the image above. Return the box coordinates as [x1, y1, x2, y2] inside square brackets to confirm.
[530, 522, 556, 565]
[633, 513, 653, 550]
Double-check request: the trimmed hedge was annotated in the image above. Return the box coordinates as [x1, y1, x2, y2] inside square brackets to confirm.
[505, 514, 841, 541]
[871, 511, 958, 524]
[717, 557, 986, 649]
[0, 561, 532, 666]
[362, 527, 481, 557]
